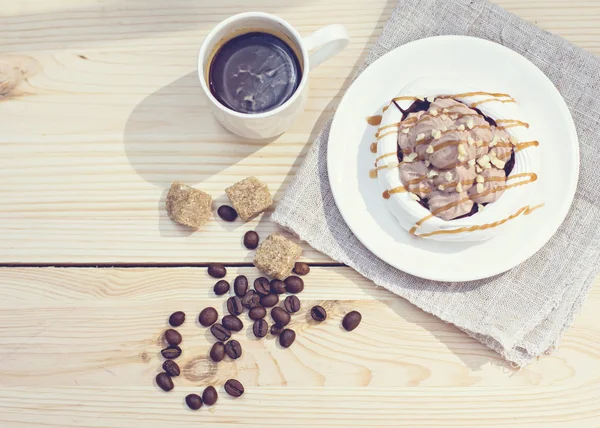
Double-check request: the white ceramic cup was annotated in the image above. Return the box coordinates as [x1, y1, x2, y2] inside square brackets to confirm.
[198, 12, 349, 139]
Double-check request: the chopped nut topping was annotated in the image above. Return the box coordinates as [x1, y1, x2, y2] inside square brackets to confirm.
[438, 184, 445, 191]
[416, 133, 426, 142]
[489, 135, 500, 147]
[476, 175, 484, 183]
[477, 155, 491, 167]
[430, 109, 439, 117]
[440, 114, 449, 120]
[457, 154, 466, 163]
[475, 140, 484, 147]
[416, 96, 425, 101]
[467, 118, 475, 129]
[458, 124, 466, 131]
[402, 127, 410, 134]
[476, 165, 483, 173]
[410, 193, 420, 201]
[468, 159, 476, 167]
[456, 182, 463, 193]
[404, 152, 418, 163]
[489, 150, 497, 159]
[478, 204, 485, 212]
[427, 170, 439, 178]
[484, 163, 492, 169]
[468, 137, 475, 146]
[432, 130, 442, 139]
[491, 158, 506, 169]
[443, 108, 450, 114]
[426, 96, 435, 102]
[424, 160, 431, 167]
[444, 171, 453, 182]
[442, 126, 448, 132]
[476, 183, 485, 193]
[426, 145, 434, 154]
[510, 135, 519, 146]
[457, 144, 467, 156]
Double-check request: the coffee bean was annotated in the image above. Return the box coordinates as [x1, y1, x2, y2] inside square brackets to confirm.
[208, 263, 226, 279]
[222, 315, 243, 332]
[234, 275, 249, 297]
[210, 342, 225, 362]
[186, 393, 203, 410]
[224, 340, 242, 359]
[293, 262, 310, 276]
[168, 311, 185, 327]
[227, 296, 244, 316]
[248, 306, 266, 320]
[271, 307, 291, 326]
[156, 372, 174, 391]
[224, 379, 244, 397]
[162, 360, 180, 377]
[279, 329, 296, 348]
[199, 307, 218, 327]
[254, 277, 271, 295]
[270, 324, 284, 335]
[310, 305, 327, 322]
[210, 323, 231, 341]
[202, 386, 218, 406]
[161, 345, 182, 360]
[284, 276, 304, 294]
[217, 205, 238, 222]
[243, 231, 260, 249]
[270, 279, 286, 294]
[342, 311, 362, 331]
[253, 319, 268, 338]
[242, 290, 260, 309]
[284, 295, 301, 313]
[213, 280, 230, 296]
[164, 329, 182, 346]
[260, 293, 279, 308]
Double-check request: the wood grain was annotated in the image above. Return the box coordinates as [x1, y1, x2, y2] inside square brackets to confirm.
[0, 267, 599, 426]
[1, 0, 599, 263]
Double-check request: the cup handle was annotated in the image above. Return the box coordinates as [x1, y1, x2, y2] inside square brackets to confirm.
[302, 24, 350, 70]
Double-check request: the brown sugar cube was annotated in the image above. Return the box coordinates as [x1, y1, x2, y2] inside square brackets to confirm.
[225, 177, 273, 222]
[254, 233, 302, 280]
[165, 182, 213, 228]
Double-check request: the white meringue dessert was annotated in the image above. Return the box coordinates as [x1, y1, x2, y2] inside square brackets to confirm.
[374, 78, 542, 242]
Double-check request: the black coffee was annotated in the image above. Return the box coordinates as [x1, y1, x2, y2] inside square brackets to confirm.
[209, 32, 302, 114]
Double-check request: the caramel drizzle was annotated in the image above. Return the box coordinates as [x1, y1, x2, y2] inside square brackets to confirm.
[377, 130, 400, 140]
[515, 140, 539, 152]
[439, 92, 515, 100]
[414, 203, 545, 238]
[370, 142, 378, 153]
[382, 105, 390, 113]
[471, 98, 516, 108]
[367, 115, 383, 126]
[408, 173, 537, 234]
[375, 152, 396, 163]
[496, 119, 530, 129]
[382, 186, 407, 199]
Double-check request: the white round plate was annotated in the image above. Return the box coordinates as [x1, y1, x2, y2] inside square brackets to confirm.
[328, 36, 579, 282]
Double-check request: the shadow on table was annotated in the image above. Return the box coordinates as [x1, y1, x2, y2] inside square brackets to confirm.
[254, 0, 399, 241]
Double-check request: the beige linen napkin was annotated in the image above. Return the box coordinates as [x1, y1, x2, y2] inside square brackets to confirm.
[272, 0, 600, 366]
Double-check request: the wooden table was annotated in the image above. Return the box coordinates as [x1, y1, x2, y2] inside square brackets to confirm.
[1, 0, 599, 426]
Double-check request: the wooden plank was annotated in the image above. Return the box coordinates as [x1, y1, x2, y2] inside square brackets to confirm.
[0, 0, 599, 263]
[0, 267, 599, 426]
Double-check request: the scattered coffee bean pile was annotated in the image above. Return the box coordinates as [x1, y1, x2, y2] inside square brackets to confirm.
[156, 311, 230, 410]
[154, 231, 362, 412]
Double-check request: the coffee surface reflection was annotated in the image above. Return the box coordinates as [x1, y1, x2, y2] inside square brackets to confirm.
[209, 32, 302, 114]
